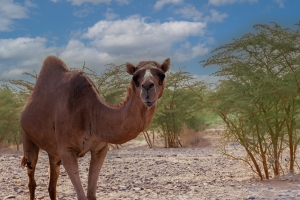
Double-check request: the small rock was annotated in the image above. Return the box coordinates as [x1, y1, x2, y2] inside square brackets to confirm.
[247, 195, 256, 199]
[278, 193, 288, 197]
[119, 185, 128, 190]
[3, 195, 16, 200]
[133, 187, 141, 192]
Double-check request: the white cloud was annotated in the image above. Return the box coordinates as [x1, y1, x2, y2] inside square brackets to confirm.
[66, 0, 111, 5]
[62, 16, 208, 68]
[104, 8, 119, 20]
[0, 37, 57, 79]
[49, 0, 58, 2]
[174, 4, 227, 23]
[175, 5, 203, 21]
[115, 0, 129, 5]
[66, 0, 130, 5]
[154, 0, 183, 11]
[273, 0, 284, 8]
[1, 69, 27, 78]
[82, 16, 206, 41]
[1, 17, 210, 79]
[174, 42, 210, 62]
[206, 9, 228, 22]
[0, 37, 53, 60]
[24, 0, 37, 7]
[73, 6, 95, 18]
[0, 0, 31, 31]
[59, 39, 113, 70]
[208, 0, 257, 6]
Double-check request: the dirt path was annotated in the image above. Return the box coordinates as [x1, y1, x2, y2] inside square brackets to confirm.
[1, 131, 300, 200]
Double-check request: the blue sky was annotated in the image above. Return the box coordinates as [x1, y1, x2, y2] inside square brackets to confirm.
[0, 0, 299, 83]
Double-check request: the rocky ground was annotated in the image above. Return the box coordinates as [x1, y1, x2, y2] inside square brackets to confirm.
[1, 130, 300, 200]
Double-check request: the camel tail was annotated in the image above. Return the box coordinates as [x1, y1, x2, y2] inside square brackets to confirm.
[21, 156, 26, 169]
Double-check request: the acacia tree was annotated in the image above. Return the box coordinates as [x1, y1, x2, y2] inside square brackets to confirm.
[202, 23, 300, 179]
[83, 64, 130, 104]
[0, 85, 24, 150]
[1, 71, 37, 95]
[85, 65, 210, 147]
[150, 69, 209, 147]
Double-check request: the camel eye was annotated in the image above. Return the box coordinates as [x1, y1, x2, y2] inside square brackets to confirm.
[158, 73, 165, 85]
[132, 75, 139, 87]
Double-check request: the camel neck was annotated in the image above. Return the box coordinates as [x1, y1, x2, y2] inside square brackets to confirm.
[92, 87, 157, 144]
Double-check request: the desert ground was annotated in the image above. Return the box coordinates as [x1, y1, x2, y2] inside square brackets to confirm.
[1, 129, 300, 200]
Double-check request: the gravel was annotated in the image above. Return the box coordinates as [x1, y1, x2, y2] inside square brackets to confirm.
[1, 131, 300, 200]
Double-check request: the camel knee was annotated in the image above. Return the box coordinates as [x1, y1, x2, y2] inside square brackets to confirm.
[22, 157, 34, 170]
[28, 180, 36, 191]
[21, 156, 26, 168]
[26, 161, 34, 170]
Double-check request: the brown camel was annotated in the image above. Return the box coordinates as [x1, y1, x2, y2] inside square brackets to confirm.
[20, 56, 170, 200]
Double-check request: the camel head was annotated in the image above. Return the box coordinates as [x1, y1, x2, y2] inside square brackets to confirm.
[126, 58, 170, 107]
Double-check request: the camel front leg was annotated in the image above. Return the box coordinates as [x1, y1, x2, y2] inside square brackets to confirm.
[48, 154, 61, 200]
[61, 150, 87, 200]
[87, 144, 108, 200]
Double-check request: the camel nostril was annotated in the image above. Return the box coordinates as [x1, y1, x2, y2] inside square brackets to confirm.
[142, 83, 154, 90]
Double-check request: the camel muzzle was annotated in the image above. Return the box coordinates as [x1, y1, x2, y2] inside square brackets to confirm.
[144, 100, 155, 107]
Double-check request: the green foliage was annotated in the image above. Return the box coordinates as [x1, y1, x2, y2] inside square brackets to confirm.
[83, 64, 130, 104]
[84, 64, 212, 148]
[149, 69, 211, 147]
[203, 22, 300, 179]
[1, 71, 37, 95]
[0, 61, 213, 150]
[0, 85, 24, 149]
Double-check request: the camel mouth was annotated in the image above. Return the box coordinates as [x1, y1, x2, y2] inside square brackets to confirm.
[144, 100, 155, 107]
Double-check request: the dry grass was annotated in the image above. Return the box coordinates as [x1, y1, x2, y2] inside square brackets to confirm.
[180, 128, 223, 148]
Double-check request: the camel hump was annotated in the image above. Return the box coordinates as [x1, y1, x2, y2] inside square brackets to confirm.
[39, 56, 69, 77]
[68, 72, 95, 110]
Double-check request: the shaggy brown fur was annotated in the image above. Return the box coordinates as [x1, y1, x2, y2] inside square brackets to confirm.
[20, 56, 170, 200]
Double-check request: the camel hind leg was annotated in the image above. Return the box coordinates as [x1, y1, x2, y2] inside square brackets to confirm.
[48, 154, 61, 200]
[22, 131, 40, 200]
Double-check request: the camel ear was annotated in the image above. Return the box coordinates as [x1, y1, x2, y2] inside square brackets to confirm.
[126, 62, 136, 75]
[161, 58, 170, 73]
